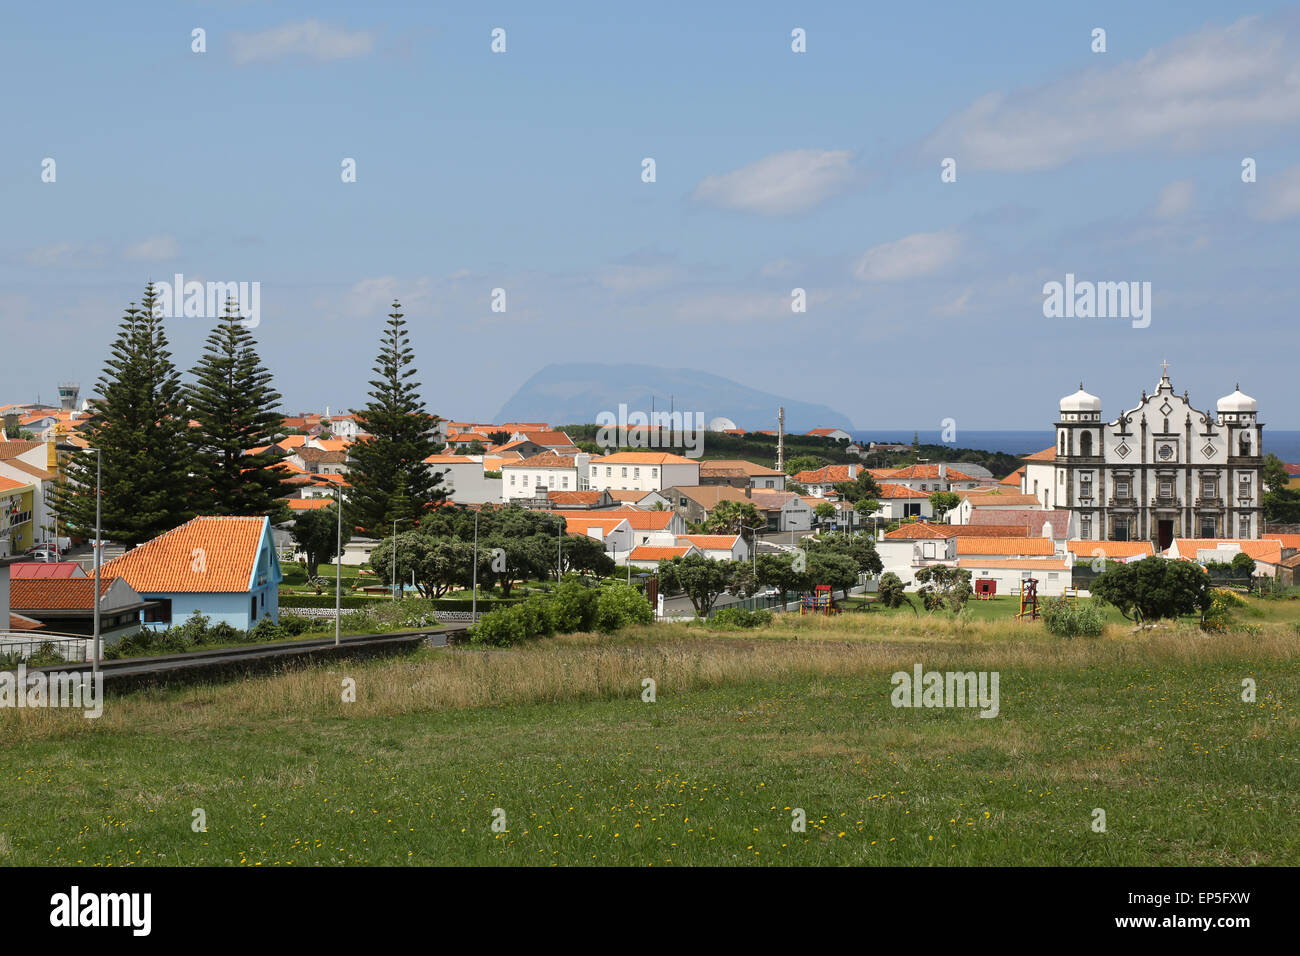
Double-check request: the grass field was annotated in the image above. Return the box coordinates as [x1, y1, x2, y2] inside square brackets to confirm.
[1, 604, 1297, 866]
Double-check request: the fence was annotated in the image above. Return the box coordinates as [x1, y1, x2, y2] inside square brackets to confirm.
[0, 633, 90, 663]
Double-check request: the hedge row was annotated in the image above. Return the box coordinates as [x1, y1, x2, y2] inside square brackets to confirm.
[280, 594, 526, 611]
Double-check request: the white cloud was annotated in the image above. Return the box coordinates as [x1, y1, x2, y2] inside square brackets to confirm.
[595, 264, 682, 295]
[1251, 162, 1300, 221]
[853, 231, 962, 282]
[932, 288, 973, 317]
[341, 276, 433, 319]
[923, 14, 1300, 171]
[231, 20, 376, 65]
[670, 290, 803, 323]
[1153, 180, 1195, 219]
[25, 241, 104, 268]
[123, 236, 179, 260]
[691, 149, 861, 215]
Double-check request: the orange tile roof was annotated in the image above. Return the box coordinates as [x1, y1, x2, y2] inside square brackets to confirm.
[884, 523, 1031, 539]
[425, 454, 476, 464]
[8, 612, 45, 631]
[676, 534, 741, 550]
[954, 537, 1056, 556]
[791, 465, 857, 484]
[8, 562, 86, 579]
[286, 498, 334, 511]
[965, 493, 1043, 507]
[887, 464, 978, 482]
[1000, 467, 1025, 487]
[1021, 447, 1057, 462]
[0, 475, 29, 493]
[1066, 540, 1154, 559]
[877, 482, 930, 499]
[597, 451, 699, 466]
[553, 515, 629, 536]
[0, 440, 44, 460]
[698, 459, 784, 477]
[594, 508, 678, 530]
[102, 516, 270, 593]
[548, 490, 604, 506]
[1169, 539, 1283, 565]
[1263, 533, 1300, 551]
[503, 452, 586, 469]
[629, 545, 694, 561]
[10, 577, 118, 610]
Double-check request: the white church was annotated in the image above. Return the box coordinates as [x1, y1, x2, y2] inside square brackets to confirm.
[1021, 366, 1264, 549]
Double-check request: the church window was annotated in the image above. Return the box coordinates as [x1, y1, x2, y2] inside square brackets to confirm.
[1080, 432, 1093, 457]
[1240, 435, 1252, 456]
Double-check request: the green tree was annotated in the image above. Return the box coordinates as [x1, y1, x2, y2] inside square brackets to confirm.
[913, 565, 972, 612]
[1091, 556, 1211, 625]
[756, 552, 803, 607]
[928, 491, 960, 521]
[806, 551, 859, 595]
[347, 301, 444, 534]
[813, 501, 836, 528]
[833, 471, 883, 502]
[785, 455, 830, 476]
[560, 534, 615, 579]
[54, 284, 197, 545]
[291, 504, 350, 579]
[876, 572, 911, 610]
[803, 531, 882, 576]
[1263, 453, 1289, 493]
[186, 299, 287, 519]
[706, 499, 762, 535]
[657, 553, 737, 617]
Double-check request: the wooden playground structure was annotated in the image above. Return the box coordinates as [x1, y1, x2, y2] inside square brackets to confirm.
[1015, 580, 1080, 621]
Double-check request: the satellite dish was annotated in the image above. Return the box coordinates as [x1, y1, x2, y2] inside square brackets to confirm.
[708, 416, 737, 432]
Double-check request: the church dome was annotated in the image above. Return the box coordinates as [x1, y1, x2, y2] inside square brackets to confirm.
[1060, 386, 1101, 413]
[1217, 386, 1257, 414]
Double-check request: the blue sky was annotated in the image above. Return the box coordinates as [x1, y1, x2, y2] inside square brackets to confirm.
[4, 0, 1299, 429]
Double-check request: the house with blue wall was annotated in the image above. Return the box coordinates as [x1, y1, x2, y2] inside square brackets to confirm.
[101, 516, 282, 631]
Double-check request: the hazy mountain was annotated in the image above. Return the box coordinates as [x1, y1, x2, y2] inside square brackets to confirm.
[495, 363, 854, 432]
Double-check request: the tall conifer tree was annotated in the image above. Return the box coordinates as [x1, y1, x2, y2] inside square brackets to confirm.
[187, 298, 288, 518]
[55, 283, 196, 545]
[347, 301, 443, 532]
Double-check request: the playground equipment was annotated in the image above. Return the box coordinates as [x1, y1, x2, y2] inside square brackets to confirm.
[974, 578, 997, 600]
[800, 584, 836, 616]
[1016, 577, 1040, 622]
[1062, 585, 1080, 604]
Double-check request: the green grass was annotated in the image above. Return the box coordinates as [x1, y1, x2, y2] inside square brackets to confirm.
[1, 607, 1296, 866]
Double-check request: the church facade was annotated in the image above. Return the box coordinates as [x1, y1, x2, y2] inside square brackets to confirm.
[1021, 369, 1263, 549]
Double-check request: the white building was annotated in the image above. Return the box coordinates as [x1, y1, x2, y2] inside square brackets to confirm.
[502, 453, 592, 501]
[588, 452, 700, 493]
[425, 454, 504, 505]
[1024, 369, 1264, 548]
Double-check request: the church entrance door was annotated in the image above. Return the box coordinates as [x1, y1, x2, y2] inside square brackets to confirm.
[1157, 520, 1173, 551]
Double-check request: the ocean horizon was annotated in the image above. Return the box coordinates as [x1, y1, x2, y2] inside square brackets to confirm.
[851, 429, 1300, 463]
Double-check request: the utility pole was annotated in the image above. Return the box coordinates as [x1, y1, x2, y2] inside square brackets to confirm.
[471, 508, 479, 620]
[776, 406, 785, 473]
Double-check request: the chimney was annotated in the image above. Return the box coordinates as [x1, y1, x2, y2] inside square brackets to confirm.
[848, 463, 858, 480]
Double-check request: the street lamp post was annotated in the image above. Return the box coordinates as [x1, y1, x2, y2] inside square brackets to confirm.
[335, 487, 344, 646]
[471, 508, 479, 620]
[92, 448, 101, 673]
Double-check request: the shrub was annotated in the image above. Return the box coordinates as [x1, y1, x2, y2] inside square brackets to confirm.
[550, 575, 599, 633]
[1042, 598, 1105, 638]
[877, 573, 907, 609]
[248, 619, 283, 643]
[706, 607, 773, 630]
[469, 605, 529, 646]
[595, 584, 653, 634]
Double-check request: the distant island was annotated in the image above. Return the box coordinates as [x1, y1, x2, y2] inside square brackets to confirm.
[496, 362, 854, 433]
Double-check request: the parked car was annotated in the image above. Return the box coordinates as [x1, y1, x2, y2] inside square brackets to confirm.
[25, 548, 60, 562]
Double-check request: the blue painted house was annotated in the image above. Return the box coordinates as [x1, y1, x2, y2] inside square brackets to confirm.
[101, 516, 283, 631]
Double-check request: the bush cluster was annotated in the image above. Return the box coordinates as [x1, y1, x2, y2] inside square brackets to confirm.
[105, 612, 318, 659]
[703, 607, 773, 630]
[469, 576, 651, 647]
[1042, 598, 1105, 639]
